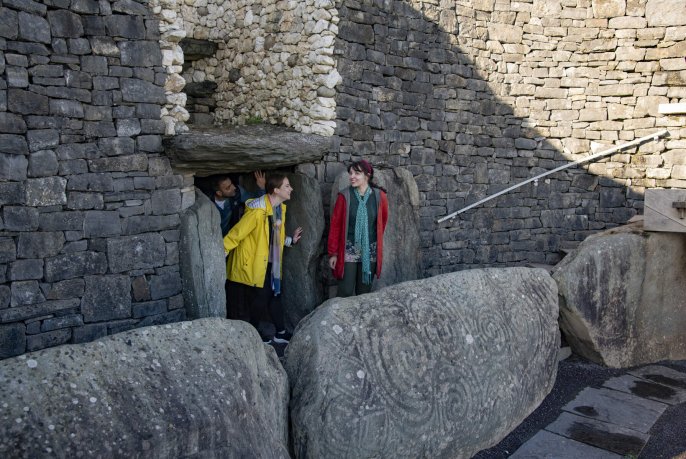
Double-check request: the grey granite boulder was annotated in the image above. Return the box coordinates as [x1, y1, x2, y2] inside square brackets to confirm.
[331, 167, 421, 291]
[0, 318, 289, 458]
[179, 189, 226, 319]
[553, 222, 686, 368]
[285, 267, 560, 458]
[282, 173, 325, 331]
[163, 125, 331, 175]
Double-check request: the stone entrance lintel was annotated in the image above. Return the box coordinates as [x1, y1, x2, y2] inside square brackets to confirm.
[163, 125, 331, 176]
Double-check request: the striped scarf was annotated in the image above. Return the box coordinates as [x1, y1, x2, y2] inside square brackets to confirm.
[354, 187, 372, 285]
[270, 204, 282, 296]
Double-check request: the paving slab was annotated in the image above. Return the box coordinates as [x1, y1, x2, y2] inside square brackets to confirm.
[545, 411, 649, 457]
[603, 374, 686, 405]
[628, 365, 686, 391]
[561, 387, 668, 433]
[509, 430, 622, 458]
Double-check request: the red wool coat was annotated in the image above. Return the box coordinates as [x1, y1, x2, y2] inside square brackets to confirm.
[327, 187, 389, 280]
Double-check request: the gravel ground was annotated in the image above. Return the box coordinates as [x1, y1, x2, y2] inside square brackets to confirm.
[474, 355, 686, 459]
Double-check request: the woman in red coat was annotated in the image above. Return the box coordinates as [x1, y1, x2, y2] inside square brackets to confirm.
[328, 160, 389, 297]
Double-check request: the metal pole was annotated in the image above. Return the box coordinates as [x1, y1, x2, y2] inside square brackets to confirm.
[436, 129, 669, 223]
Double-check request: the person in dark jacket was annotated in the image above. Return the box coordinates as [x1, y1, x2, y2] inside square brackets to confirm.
[328, 160, 389, 297]
[211, 171, 266, 237]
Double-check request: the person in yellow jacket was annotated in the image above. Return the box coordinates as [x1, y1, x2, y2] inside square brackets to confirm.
[223, 173, 303, 344]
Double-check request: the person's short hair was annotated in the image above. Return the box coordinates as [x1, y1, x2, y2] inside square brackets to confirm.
[211, 175, 231, 193]
[266, 173, 287, 194]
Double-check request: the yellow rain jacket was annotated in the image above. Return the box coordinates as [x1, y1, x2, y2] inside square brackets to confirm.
[223, 195, 289, 288]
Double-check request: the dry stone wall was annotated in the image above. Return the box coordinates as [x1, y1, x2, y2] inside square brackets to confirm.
[315, 0, 686, 277]
[0, 0, 194, 359]
[155, 0, 341, 135]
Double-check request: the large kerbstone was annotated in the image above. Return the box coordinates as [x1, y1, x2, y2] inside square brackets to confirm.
[282, 173, 325, 330]
[285, 267, 560, 458]
[331, 167, 421, 291]
[163, 126, 331, 175]
[0, 319, 289, 458]
[553, 222, 686, 368]
[179, 189, 226, 319]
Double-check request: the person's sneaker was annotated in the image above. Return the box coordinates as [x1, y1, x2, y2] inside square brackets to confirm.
[272, 330, 292, 344]
[261, 336, 273, 344]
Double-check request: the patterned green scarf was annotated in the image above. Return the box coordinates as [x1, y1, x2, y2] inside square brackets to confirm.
[354, 187, 372, 285]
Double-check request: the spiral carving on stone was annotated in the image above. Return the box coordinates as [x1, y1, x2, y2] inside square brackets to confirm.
[286, 268, 560, 458]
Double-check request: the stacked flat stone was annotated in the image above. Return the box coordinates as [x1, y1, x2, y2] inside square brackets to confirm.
[149, 0, 190, 135]
[0, 0, 194, 359]
[157, 0, 340, 135]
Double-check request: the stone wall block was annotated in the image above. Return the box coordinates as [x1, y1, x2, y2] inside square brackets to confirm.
[0, 113, 27, 134]
[0, 153, 28, 181]
[27, 129, 59, 152]
[0, 8, 19, 40]
[81, 274, 131, 322]
[17, 232, 65, 259]
[106, 233, 166, 273]
[67, 173, 114, 192]
[18, 12, 51, 44]
[151, 189, 181, 215]
[3, 206, 39, 231]
[48, 10, 84, 38]
[0, 134, 29, 156]
[27, 150, 59, 177]
[26, 329, 72, 352]
[120, 41, 162, 67]
[44, 278, 85, 300]
[121, 78, 166, 104]
[44, 252, 107, 282]
[41, 315, 84, 332]
[149, 271, 182, 300]
[88, 154, 148, 173]
[8, 260, 43, 281]
[8, 90, 49, 117]
[83, 211, 121, 238]
[0, 324, 26, 359]
[10, 280, 45, 307]
[25, 177, 67, 206]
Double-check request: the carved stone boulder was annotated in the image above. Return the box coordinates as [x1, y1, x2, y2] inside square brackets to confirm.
[285, 267, 560, 458]
[0, 319, 289, 458]
[553, 222, 686, 367]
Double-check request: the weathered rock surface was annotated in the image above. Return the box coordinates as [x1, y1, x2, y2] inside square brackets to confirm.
[179, 38, 218, 61]
[0, 319, 289, 458]
[331, 167, 421, 291]
[285, 267, 560, 458]
[553, 222, 686, 368]
[282, 173, 325, 331]
[162, 125, 331, 175]
[179, 189, 226, 319]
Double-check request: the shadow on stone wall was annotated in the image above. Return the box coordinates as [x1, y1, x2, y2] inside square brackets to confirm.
[328, 0, 677, 277]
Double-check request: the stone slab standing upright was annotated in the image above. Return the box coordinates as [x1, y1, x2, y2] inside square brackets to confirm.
[285, 267, 560, 458]
[553, 222, 686, 367]
[281, 173, 325, 331]
[179, 189, 226, 319]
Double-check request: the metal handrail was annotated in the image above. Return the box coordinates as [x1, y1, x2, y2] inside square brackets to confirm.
[437, 129, 669, 223]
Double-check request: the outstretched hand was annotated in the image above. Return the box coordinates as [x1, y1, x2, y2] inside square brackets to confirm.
[254, 170, 266, 189]
[292, 227, 303, 244]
